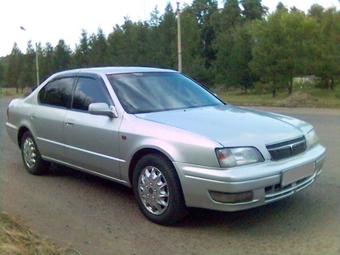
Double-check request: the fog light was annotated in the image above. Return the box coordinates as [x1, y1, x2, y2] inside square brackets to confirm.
[210, 191, 253, 203]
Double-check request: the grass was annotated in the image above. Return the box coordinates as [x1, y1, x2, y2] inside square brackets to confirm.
[213, 86, 340, 108]
[0, 212, 80, 255]
[0, 87, 26, 99]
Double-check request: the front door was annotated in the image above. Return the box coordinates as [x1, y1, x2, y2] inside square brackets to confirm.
[63, 74, 122, 180]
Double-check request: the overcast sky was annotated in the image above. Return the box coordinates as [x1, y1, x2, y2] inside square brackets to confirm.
[0, 0, 339, 57]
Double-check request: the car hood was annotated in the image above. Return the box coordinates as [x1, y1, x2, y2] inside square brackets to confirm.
[135, 105, 312, 147]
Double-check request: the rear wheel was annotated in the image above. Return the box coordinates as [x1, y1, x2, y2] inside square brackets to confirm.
[21, 131, 50, 175]
[132, 153, 188, 225]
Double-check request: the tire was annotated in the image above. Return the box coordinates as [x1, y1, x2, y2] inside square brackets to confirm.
[132, 153, 188, 225]
[20, 131, 50, 175]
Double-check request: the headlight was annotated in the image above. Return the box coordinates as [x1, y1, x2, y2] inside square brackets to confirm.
[306, 129, 319, 149]
[216, 147, 264, 168]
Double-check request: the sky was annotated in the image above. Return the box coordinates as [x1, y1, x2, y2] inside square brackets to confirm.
[1, 0, 339, 58]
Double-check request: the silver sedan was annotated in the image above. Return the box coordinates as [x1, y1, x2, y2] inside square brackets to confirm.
[6, 67, 326, 225]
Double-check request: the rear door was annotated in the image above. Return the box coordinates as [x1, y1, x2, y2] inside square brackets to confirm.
[63, 73, 123, 180]
[30, 76, 75, 162]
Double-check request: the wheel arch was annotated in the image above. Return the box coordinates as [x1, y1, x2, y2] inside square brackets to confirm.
[17, 126, 30, 148]
[128, 148, 174, 185]
[130, 148, 189, 224]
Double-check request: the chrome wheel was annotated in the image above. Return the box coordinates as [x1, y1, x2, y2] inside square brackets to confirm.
[23, 137, 37, 169]
[138, 166, 169, 215]
[133, 153, 188, 225]
[20, 131, 50, 175]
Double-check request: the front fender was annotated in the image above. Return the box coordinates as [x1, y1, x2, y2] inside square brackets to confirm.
[118, 114, 221, 183]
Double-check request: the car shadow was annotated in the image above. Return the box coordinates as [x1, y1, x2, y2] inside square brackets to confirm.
[179, 200, 291, 228]
[44, 163, 134, 199]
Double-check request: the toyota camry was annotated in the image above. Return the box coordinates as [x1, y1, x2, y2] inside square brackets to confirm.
[6, 67, 326, 225]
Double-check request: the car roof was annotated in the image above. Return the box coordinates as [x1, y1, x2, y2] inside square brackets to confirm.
[57, 66, 177, 76]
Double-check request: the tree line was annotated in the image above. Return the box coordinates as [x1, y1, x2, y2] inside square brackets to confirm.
[0, 0, 339, 95]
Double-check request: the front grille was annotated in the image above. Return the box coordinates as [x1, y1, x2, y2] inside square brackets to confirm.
[266, 136, 307, 161]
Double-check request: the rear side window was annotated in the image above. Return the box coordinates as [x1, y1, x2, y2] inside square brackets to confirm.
[38, 77, 74, 107]
[72, 77, 111, 111]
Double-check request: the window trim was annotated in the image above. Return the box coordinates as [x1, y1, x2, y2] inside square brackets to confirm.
[38, 76, 76, 108]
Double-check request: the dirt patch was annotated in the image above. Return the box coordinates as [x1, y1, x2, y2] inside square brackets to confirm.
[276, 92, 317, 107]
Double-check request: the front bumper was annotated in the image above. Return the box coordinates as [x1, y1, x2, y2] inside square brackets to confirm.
[174, 144, 326, 212]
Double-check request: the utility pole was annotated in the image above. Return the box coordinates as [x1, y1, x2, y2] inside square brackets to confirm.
[20, 26, 40, 86]
[177, 2, 182, 73]
[35, 43, 40, 86]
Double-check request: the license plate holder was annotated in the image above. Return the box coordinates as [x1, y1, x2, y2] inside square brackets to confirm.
[281, 162, 315, 187]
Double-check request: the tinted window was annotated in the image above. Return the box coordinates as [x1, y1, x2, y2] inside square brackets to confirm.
[108, 72, 223, 114]
[39, 77, 74, 107]
[72, 77, 111, 111]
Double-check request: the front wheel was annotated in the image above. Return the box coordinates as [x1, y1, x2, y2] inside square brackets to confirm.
[132, 153, 188, 225]
[21, 131, 50, 175]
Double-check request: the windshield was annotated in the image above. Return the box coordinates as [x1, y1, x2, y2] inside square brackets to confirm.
[107, 72, 224, 114]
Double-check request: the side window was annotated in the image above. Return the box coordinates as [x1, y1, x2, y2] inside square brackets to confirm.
[38, 77, 74, 108]
[72, 77, 111, 111]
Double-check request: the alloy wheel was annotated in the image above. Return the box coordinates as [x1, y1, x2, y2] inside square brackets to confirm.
[138, 166, 169, 215]
[23, 137, 37, 169]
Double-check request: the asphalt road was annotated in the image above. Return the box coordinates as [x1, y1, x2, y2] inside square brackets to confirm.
[1, 98, 339, 255]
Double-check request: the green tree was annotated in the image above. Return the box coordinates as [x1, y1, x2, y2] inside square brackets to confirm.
[218, 0, 243, 28]
[131, 22, 151, 66]
[0, 60, 5, 91]
[180, 4, 210, 85]
[212, 0, 265, 91]
[106, 24, 125, 65]
[72, 29, 90, 68]
[211, 0, 242, 89]
[148, 3, 177, 68]
[310, 7, 340, 89]
[40, 42, 54, 82]
[250, 9, 316, 95]
[53, 39, 71, 72]
[6, 43, 23, 92]
[107, 18, 146, 66]
[88, 28, 110, 66]
[308, 4, 324, 19]
[149, 6, 161, 27]
[192, 0, 218, 71]
[19, 40, 36, 90]
[241, 0, 268, 21]
[275, 2, 288, 12]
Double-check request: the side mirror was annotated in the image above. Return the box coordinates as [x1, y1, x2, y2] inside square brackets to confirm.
[88, 103, 118, 118]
